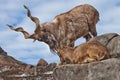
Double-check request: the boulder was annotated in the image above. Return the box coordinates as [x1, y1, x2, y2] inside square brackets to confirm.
[24, 64, 34, 75]
[53, 33, 120, 80]
[54, 58, 120, 80]
[25, 64, 34, 72]
[91, 33, 120, 58]
[1, 33, 120, 80]
[91, 33, 119, 46]
[107, 36, 120, 58]
[37, 58, 48, 67]
[45, 63, 57, 72]
[36, 63, 57, 75]
[0, 47, 7, 56]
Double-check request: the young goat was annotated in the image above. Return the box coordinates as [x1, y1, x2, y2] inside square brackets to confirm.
[57, 40, 110, 65]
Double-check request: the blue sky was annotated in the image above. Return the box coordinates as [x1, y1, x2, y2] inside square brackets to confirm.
[0, 0, 120, 65]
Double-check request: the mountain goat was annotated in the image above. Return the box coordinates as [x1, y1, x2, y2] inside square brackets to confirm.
[7, 4, 99, 53]
[57, 40, 110, 65]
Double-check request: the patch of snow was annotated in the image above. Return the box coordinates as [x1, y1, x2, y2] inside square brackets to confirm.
[43, 71, 53, 74]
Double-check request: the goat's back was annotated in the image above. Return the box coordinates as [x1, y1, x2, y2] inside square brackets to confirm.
[73, 40, 110, 63]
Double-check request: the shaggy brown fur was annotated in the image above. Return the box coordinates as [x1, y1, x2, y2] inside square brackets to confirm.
[7, 4, 99, 53]
[57, 40, 110, 65]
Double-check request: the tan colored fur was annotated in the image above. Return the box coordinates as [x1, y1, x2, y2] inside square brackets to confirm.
[58, 40, 110, 65]
[8, 4, 99, 53]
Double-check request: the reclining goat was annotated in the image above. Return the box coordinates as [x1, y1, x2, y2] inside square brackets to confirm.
[57, 40, 110, 65]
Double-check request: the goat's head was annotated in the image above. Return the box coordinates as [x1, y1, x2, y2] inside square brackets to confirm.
[38, 31, 57, 53]
[7, 5, 57, 53]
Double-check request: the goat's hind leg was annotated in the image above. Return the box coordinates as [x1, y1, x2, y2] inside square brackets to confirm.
[89, 24, 97, 37]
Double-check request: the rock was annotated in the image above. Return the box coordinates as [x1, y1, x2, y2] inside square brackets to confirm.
[45, 63, 57, 72]
[1, 33, 120, 80]
[91, 33, 120, 58]
[107, 36, 120, 58]
[53, 58, 120, 80]
[36, 63, 57, 75]
[0, 47, 7, 56]
[0, 47, 27, 78]
[0, 47, 26, 67]
[91, 33, 119, 46]
[24, 64, 34, 75]
[37, 58, 48, 67]
[25, 64, 34, 71]
[53, 33, 120, 80]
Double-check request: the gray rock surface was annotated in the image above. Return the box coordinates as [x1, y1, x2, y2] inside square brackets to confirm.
[53, 33, 120, 80]
[107, 36, 120, 58]
[0, 47, 7, 56]
[54, 58, 120, 80]
[37, 58, 48, 67]
[0, 33, 120, 80]
[91, 33, 120, 58]
[91, 33, 119, 46]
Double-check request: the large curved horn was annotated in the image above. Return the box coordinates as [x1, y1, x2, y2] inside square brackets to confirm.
[24, 5, 41, 34]
[7, 24, 39, 40]
[7, 24, 29, 39]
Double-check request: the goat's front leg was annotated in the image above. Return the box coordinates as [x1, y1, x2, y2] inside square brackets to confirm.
[83, 33, 92, 41]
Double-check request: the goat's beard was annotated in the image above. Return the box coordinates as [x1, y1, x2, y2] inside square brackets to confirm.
[47, 33, 58, 54]
[39, 32, 58, 54]
[48, 39, 57, 54]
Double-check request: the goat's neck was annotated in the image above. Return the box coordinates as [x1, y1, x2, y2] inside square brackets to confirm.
[46, 22, 59, 39]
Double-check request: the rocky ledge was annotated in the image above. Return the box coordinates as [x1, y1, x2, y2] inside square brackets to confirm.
[53, 33, 120, 80]
[54, 58, 120, 80]
[0, 33, 120, 80]
[0, 47, 56, 80]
